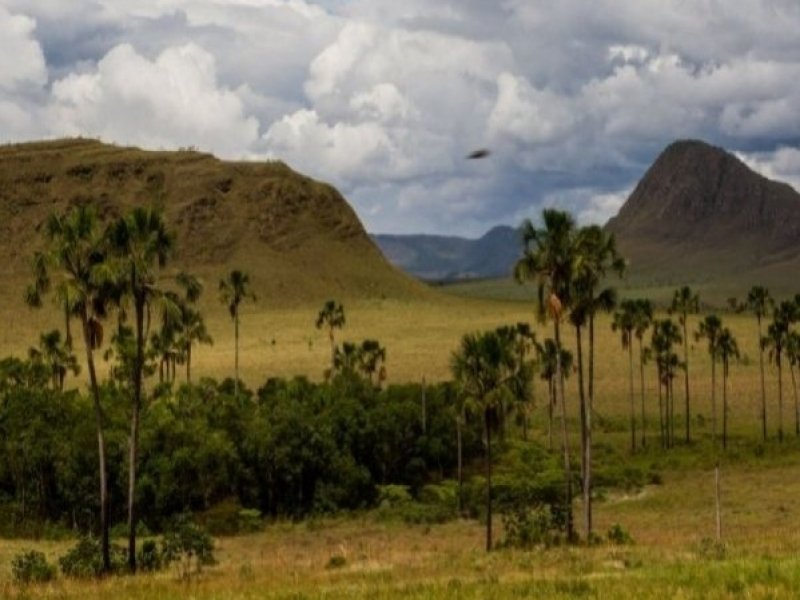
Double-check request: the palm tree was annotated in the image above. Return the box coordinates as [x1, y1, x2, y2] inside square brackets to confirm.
[670, 286, 700, 444]
[28, 329, 80, 391]
[26, 206, 112, 572]
[632, 300, 654, 447]
[451, 329, 523, 551]
[316, 300, 346, 369]
[717, 328, 739, 449]
[745, 286, 773, 441]
[179, 307, 212, 384]
[569, 225, 624, 540]
[696, 315, 723, 444]
[219, 270, 256, 399]
[652, 319, 682, 448]
[106, 206, 173, 572]
[358, 339, 387, 386]
[612, 300, 637, 452]
[787, 332, 800, 438]
[538, 339, 573, 451]
[514, 208, 578, 541]
[762, 301, 796, 443]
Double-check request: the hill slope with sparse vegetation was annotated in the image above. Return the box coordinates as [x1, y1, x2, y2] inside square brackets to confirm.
[606, 139, 800, 296]
[0, 138, 426, 307]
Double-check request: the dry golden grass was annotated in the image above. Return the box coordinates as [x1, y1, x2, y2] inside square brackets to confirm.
[4, 458, 800, 598]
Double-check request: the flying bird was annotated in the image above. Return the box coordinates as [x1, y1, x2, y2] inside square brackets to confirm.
[466, 148, 490, 159]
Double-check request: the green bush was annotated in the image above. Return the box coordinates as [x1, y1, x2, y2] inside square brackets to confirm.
[137, 539, 162, 572]
[237, 508, 263, 533]
[162, 515, 216, 579]
[500, 505, 561, 549]
[12, 550, 56, 584]
[607, 523, 634, 545]
[377, 484, 413, 507]
[58, 536, 127, 578]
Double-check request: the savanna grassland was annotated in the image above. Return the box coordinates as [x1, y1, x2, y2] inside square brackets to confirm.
[3, 284, 800, 598]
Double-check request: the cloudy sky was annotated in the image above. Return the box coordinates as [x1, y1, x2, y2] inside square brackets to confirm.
[3, 1, 800, 236]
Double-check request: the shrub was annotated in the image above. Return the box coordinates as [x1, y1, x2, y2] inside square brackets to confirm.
[137, 540, 162, 572]
[12, 550, 56, 584]
[607, 523, 634, 545]
[500, 505, 562, 549]
[59, 536, 127, 578]
[326, 554, 347, 569]
[162, 515, 216, 579]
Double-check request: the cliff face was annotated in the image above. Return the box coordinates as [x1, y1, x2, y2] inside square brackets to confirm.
[606, 140, 800, 288]
[0, 139, 423, 305]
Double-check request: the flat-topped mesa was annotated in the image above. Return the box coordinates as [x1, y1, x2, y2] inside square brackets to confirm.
[0, 138, 424, 304]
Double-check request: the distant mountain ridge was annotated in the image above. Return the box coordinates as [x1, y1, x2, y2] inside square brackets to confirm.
[606, 139, 800, 293]
[372, 225, 522, 281]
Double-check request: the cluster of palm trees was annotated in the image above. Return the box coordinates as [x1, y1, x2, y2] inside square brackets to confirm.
[452, 208, 800, 551]
[315, 300, 388, 385]
[24, 204, 257, 575]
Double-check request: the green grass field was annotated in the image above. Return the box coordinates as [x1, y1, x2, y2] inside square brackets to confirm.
[3, 285, 800, 598]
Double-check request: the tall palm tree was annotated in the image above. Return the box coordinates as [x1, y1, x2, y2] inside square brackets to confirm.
[612, 300, 637, 452]
[763, 301, 796, 443]
[569, 225, 624, 540]
[451, 329, 523, 552]
[514, 209, 578, 541]
[787, 331, 800, 438]
[632, 300, 654, 447]
[652, 319, 682, 448]
[670, 286, 700, 444]
[538, 339, 573, 451]
[745, 286, 773, 441]
[26, 206, 112, 572]
[696, 315, 723, 444]
[316, 300, 346, 369]
[179, 307, 213, 384]
[106, 206, 173, 572]
[717, 328, 739, 450]
[219, 270, 256, 399]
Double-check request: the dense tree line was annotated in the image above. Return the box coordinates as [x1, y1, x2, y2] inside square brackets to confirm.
[0, 359, 483, 535]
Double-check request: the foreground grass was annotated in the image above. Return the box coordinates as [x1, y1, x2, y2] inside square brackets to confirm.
[4, 458, 800, 599]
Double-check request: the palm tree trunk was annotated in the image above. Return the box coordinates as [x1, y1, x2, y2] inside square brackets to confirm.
[639, 339, 647, 448]
[234, 310, 240, 399]
[554, 318, 573, 541]
[758, 316, 767, 442]
[456, 413, 463, 516]
[186, 344, 192, 384]
[81, 310, 110, 574]
[657, 369, 665, 449]
[778, 354, 784, 443]
[484, 408, 492, 552]
[548, 377, 554, 451]
[711, 356, 717, 445]
[64, 301, 73, 349]
[723, 360, 729, 450]
[128, 292, 145, 573]
[791, 363, 799, 437]
[575, 325, 587, 486]
[628, 341, 635, 453]
[683, 317, 691, 444]
[586, 315, 596, 541]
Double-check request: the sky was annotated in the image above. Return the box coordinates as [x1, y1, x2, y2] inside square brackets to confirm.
[2, 1, 800, 237]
